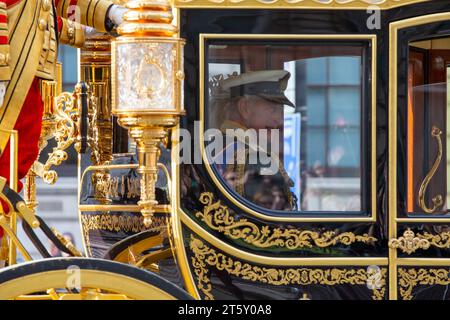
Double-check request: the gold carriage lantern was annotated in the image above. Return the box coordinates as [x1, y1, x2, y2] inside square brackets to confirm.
[112, 0, 185, 227]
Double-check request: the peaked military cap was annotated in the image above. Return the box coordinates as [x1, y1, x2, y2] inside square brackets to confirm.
[220, 70, 295, 108]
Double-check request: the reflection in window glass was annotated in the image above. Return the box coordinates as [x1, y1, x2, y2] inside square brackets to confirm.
[206, 41, 366, 213]
[407, 40, 450, 215]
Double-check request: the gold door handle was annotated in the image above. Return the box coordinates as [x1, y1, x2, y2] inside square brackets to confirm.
[388, 229, 430, 254]
[418, 126, 444, 214]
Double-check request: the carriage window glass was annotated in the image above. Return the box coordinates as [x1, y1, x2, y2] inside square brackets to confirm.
[407, 37, 450, 215]
[205, 41, 369, 213]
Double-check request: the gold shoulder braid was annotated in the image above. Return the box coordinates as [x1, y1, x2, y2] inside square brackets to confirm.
[226, 140, 295, 208]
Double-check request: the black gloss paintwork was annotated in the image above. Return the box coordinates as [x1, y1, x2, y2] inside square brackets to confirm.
[178, 0, 450, 300]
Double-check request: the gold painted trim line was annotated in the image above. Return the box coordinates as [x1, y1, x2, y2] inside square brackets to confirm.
[180, 207, 388, 266]
[397, 258, 450, 266]
[199, 33, 377, 222]
[397, 218, 450, 222]
[174, 0, 429, 10]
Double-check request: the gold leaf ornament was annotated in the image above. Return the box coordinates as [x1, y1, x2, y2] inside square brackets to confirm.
[195, 192, 376, 249]
[189, 235, 386, 300]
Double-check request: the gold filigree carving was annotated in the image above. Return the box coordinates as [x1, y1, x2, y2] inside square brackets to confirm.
[81, 213, 166, 257]
[388, 229, 430, 255]
[195, 192, 376, 249]
[81, 213, 166, 234]
[398, 268, 450, 300]
[418, 231, 450, 249]
[41, 91, 79, 184]
[189, 235, 386, 300]
[100, 175, 140, 199]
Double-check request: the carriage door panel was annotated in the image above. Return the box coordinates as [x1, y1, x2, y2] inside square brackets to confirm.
[390, 14, 450, 300]
[176, 7, 388, 300]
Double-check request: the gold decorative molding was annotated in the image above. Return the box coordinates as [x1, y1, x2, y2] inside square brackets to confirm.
[195, 192, 377, 249]
[388, 229, 430, 255]
[189, 235, 386, 300]
[80, 213, 165, 256]
[81, 213, 165, 234]
[174, 0, 429, 9]
[398, 268, 450, 300]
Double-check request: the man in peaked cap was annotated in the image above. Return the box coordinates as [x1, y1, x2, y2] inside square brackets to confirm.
[209, 69, 297, 211]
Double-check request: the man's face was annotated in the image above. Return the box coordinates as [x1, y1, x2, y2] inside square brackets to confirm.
[241, 96, 283, 131]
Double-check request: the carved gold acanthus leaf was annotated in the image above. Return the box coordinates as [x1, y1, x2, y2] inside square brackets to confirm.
[398, 268, 450, 300]
[195, 192, 376, 250]
[173, 0, 429, 9]
[189, 235, 386, 300]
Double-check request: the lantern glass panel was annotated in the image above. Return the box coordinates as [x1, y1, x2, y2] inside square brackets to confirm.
[115, 41, 176, 111]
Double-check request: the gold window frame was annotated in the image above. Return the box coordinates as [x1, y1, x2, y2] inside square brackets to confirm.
[199, 33, 377, 222]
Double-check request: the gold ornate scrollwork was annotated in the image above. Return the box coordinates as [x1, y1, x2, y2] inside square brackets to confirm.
[388, 229, 430, 254]
[189, 235, 386, 300]
[398, 268, 450, 300]
[195, 192, 376, 249]
[40, 91, 79, 184]
[389, 229, 450, 254]
[418, 231, 450, 248]
[418, 126, 444, 214]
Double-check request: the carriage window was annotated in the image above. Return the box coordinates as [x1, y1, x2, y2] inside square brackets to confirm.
[205, 40, 370, 213]
[407, 37, 450, 215]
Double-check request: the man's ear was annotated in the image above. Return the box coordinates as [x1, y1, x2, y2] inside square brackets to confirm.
[237, 97, 251, 120]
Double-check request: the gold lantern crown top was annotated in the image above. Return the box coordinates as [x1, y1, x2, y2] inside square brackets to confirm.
[118, 0, 177, 37]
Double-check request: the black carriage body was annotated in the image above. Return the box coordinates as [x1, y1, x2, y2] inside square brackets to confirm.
[173, 0, 450, 300]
